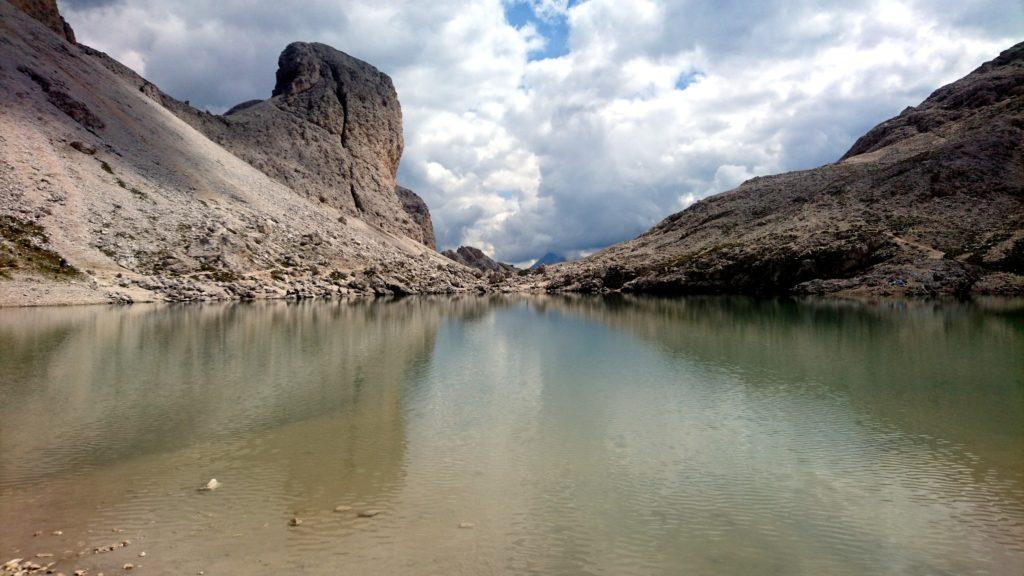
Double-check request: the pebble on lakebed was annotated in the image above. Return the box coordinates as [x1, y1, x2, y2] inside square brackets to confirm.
[198, 478, 220, 491]
[333, 505, 352, 513]
[288, 517, 302, 527]
[357, 510, 382, 518]
[2, 558, 55, 574]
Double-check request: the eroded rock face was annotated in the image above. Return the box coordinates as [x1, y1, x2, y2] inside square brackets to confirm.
[395, 185, 436, 249]
[546, 41, 1024, 298]
[199, 42, 411, 238]
[122, 41, 427, 245]
[8, 0, 75, 43]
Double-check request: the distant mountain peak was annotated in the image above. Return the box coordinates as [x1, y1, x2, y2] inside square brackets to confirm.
[530, 252, 566, 269]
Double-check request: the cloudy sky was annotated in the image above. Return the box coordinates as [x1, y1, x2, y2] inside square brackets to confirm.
[60, 0, 1023, 264]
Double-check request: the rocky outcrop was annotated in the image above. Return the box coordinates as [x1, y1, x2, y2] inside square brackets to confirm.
[396, 185, 436, 249]
[442, 246, 517, 277]
[80, 39, 430, 246]
[545, 41, 1024, 298]
[185, 42, 421, 242]
[0, 0, 481, 305]
[8, 0, 75, 42]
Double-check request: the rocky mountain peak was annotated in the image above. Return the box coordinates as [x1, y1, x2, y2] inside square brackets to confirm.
[128, 40, 432, 246]
[8, 0, 75, 43]
[841, 40, 1024, 160]
[269, 42, 403, 172]
[442, 246, 518, 277]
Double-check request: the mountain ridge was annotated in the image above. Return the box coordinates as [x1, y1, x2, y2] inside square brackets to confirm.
[539, 41, 1024, 299]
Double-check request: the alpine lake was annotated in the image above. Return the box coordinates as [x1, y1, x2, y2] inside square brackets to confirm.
[1, 296, 1022, 575]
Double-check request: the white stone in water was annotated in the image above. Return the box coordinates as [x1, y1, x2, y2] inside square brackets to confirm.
[199, 478, 220, 491]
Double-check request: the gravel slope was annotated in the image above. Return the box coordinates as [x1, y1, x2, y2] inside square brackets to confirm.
[0, 1, 481, 305]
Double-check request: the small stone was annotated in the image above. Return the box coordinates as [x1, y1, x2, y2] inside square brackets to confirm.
[52, 531, 63, 536]
[74, 571, 87, 576]
[122, 563, 134, 571]
[138, 552, 146, 558]
[198, 479, 220, 491]
[121, 541, 130, 547]
[357, 510, 382, 518]
[332, 505, 352, 513]
[288, 517, 302, 527]
[36, 552, 54, 558]
[458, 522, 475, 529]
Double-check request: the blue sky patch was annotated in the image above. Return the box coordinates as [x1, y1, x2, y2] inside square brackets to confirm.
[675, 71, 703, 91]
[504, 1, 576, 61]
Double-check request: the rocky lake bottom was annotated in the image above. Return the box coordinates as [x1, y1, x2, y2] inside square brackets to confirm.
[1, 296, 1022, 575]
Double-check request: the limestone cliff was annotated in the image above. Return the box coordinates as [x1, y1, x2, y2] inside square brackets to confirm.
[396, 185, 436, 249]
[109, 41, 433, 247]
[8, 0, 74, 42]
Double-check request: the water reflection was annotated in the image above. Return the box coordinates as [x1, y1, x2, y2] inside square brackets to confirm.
[0, 296, 1021, 575]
